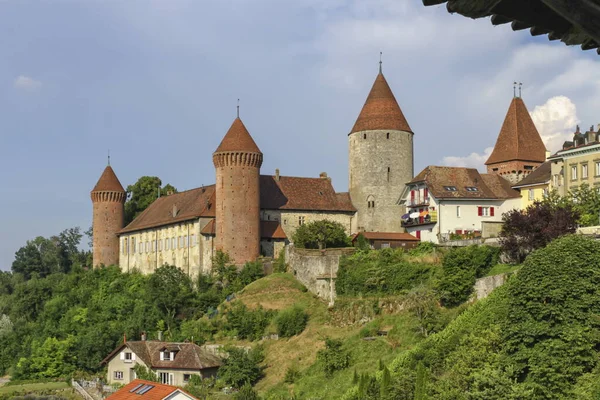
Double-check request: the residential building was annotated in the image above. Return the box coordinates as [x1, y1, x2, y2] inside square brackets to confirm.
[106, 379, 197, 400]
[548, 125, 600, 196]
[485, 94, 547, 184]
[400, 166, 521, 243]
[512, 161, 551, 208]
[351, 232, 420, 250]
[91, 64, 413, 275]
[102, 339, 222, 386]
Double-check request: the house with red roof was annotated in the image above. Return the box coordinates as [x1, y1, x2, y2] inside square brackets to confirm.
[105, 379, 197, 400]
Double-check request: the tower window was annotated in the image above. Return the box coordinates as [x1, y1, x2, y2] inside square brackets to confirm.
[387, 167, 390, 182]
[363, 133, 367, 139]
[386, 132, 390, 139]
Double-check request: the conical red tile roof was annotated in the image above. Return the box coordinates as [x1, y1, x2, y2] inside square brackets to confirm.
[92, 166, 125, 193]
[350, 72, 412, 134]
[214, 117, 261, 153]
[485, 97, 546, 165]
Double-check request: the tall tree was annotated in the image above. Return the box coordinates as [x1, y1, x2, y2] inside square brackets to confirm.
[124, 176, 177, 225]
[292, 219, 351, 249]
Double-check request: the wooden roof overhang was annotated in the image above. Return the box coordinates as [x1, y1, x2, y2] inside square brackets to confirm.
[423, 0, 600, 54]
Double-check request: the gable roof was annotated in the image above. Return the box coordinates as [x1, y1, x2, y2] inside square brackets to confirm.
[352, 232, 419, 242]
[512, 161, 552, 188]
[260, 221, 287, 239]
[106, 379, 197, 400]
[350, 72, 412, 134]
[102, 341, 222, 370]
[409, 166, 520, 200]
[92, 166, 125, 193]
[485, 97, 546, 165]
[120, 186, 215, 234]
[214, 117, 261, 154]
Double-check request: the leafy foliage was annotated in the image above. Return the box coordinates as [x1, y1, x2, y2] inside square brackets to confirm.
[292, 220, 351, 249]
[124, 176, 177, 225]
[336, 249, 436, 296]
[543, 185, 600, 227]
[234, 383, 261, 400]
[219, 346, 265, 388]
[223, 302, 274, 341]
[274, 306, 308, 338]
[404, 285, 441, 337]
[317, 338, 350, 376]
[500, 200, 578, 263]
[438, 245, 500, 306]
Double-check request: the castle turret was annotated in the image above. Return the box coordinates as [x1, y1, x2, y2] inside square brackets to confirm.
[348, 66, 414, 232]
[485, 95, 546, 184]
[91, 164, 126, 267]
[213, 117, 263, 265]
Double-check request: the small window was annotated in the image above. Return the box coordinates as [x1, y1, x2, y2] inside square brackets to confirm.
[528, 189, 534, 200]
[124, 352, 133, 361]
[387, 167, 390, 182]
[165, 239, 170, 251]
[443, 186, 457, 191]
[159, 239, 163, 251]
[132, 237, 136, 253]
[456, 206, 461, 217]
[163, 351, 171, 361]
[114, 371, 124, 380]
[152, 241, 155, 252]
[299, 216, 305, 225]
[171, 237, 176, 249]
[183, 374, 191, 383]
[465, 187, 478, 192]
[571, 165, 578, 180]
[386, 132, 390, 139]
[582, 163, 589, 179]
[363, 133, 367, 139]
[524, 165, 534, 170]
[596, 161, 600, 176]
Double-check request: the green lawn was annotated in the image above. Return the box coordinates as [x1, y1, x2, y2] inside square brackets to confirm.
[0, 381, 69, 394]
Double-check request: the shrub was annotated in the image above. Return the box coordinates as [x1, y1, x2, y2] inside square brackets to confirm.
[408, 242, 436, 256]
[354, 233, 370, 251]
[438, 245, 500, 307]
[284, 365, 301, 384]
[224, 302, 274, 341]
[233, 383, 261, 400]
[219, 346, 265, 388]
[292, 220, 351, 249]
[273, 249, 287, 273]
[317, 338, 350, 376]
[274, 306, 308, 338]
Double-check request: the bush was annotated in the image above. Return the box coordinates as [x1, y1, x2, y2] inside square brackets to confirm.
[233, 383, 261, 400]
[284, 365, 301, 384]
[317, 338, 350, 376]
[273, 249, 287, 273]
[438, 245, 500, 307]
[408, 242, 437, 256]
[219, 346, 265, 388]
[354, 233, 370, 251]
[224, 302, 274, 341]
[274, 306, 308, 338]
[336, 248, 435, 296]
[292, 220, 351, 249]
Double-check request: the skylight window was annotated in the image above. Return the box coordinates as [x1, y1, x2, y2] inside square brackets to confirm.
[137, 385, 155, 395]
[129, 384, 143, 393]
[444, 186, 457, 191]
[465, 187, 479, 192]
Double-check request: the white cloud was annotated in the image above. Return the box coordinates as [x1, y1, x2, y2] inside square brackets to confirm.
[530, 96, 579, 153]
[442, 147, 493, 171]
[14, 75, 42, 91]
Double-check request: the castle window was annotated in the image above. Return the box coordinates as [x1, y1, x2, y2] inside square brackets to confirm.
[582, 163, 589, 179]
[152, 241, 155, 252]
[123, 238, 127, 255]
[299, 216, 305, 225]
[284, 219, 287, 225]
[363, 133, 367, 139]
[159, 239, 163, 251]
[165, 239, 170, 251]
[387, 167, 390, 182]
[184, 235, 189, 248]
[596, 162, 600, 176]
[171, 237, 176, 249]
[131, 237, 136, 253]
[524, 165, 534, 170]
[386, 132, 390, 139]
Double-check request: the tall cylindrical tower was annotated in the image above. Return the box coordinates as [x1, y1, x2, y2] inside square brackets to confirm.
[91, 165, 126, 267]
[348, 68, 414, 233]
[213, 117, 263, 266]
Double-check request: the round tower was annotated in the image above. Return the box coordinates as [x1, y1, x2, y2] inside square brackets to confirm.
[213, 117, 263, 266]
[91, 164, 126, 267]
[348, 67, 414, 233]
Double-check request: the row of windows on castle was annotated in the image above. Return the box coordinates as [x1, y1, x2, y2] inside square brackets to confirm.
[121, 235, 201, 255]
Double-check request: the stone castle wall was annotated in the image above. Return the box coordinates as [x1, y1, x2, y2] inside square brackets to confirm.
[349, 129, 413, 233]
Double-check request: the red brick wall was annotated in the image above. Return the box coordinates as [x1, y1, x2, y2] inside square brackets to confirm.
[91, 191, 125, 267]
[486, 160, 543, 184]
[213, 152, 262, 265]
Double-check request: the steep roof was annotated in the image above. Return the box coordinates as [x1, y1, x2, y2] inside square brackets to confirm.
[120, 186, 215, 233]
[351, 232, 419, 242]
[409, 166, 520, 200]
[512, 161, 552, 188]
[485, 97, 546, 165]
[106, 379, 197, 400]
[92, 166, 125, 193]
[350, 72, 412, 134]
[214, 117, 261, 154]
[260, 221, 287, 239]
[102, 341, 222, 370]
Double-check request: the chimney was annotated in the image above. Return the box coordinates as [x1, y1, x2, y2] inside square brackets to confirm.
[141, 332, 147, 341]
[158, 331, 163, 341]
[275, 168, 280, 182]
[319, 172, 328, 179]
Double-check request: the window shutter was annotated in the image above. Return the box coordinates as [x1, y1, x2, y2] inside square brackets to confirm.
[132, 353, 136, 361]
[490, 207, 495, 216]
[424, 188, 428, 199]
[119, 352, 124, 360]
[411, 190, 415, 201]
[477, 207, 482, 216]
[160, 352, 164, 361]
[171, 351, 175, 360]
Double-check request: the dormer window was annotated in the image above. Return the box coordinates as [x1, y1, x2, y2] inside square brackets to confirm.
[163, 351, 171, 361]
[465, 187, 478, 192]
[443, 186, 457, 191]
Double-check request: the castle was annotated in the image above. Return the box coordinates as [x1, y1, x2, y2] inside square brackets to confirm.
[91, 67, 415, 276]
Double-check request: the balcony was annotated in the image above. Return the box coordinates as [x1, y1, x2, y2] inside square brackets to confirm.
[401, 213, 437, 227]
[407, 197, 430, 207]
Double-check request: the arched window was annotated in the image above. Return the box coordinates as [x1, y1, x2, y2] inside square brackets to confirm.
[367, 195, 375, 209]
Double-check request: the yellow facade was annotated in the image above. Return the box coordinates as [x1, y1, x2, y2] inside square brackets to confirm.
[549, 144, 600, 196]
[516, 184, 549, 208]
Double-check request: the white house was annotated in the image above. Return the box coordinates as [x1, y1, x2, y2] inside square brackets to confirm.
[399, 166, 521, 243]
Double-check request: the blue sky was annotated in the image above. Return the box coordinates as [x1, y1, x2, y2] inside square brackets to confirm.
[2, 0, 600, 269]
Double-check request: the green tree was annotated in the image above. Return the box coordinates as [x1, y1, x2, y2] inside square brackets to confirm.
[234, 383, 261, 400]
[317, 338, 350, 376]
[274, 306, 308, 338]
[292, 220, 351, 249]
[125, 176, 177, 225]
[405, 285, 441, 337]
[147, 266, 194, 330]
[219, 346, 265, 388]
[354, 233, 370, 251]
[414, 362, 428, 400]
[15, 336, 76, 379]
[133, 364, 160, 382]
[568, 183, 600, 226]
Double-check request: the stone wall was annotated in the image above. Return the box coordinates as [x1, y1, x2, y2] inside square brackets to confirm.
[473, 273, 508, 300]
[287, 245, 355, 303]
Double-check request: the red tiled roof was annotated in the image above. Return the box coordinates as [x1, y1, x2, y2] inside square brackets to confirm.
[260, 175, 357, 212]
[102, 341, 222, 370]
[106, 379, 196, 400]
[200, 219, 215, 236]
[119, 186, 215, 234]
[214, 118, 261, 154]
[92, 166, 125, 193]
[261, 221, 287, 239]
[352, 232, 419, 241]
[485, 97, 546, 165]
[350, 72, 412, 134]
[512, 161, 552, 188]
[409, 166, 520, 200]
